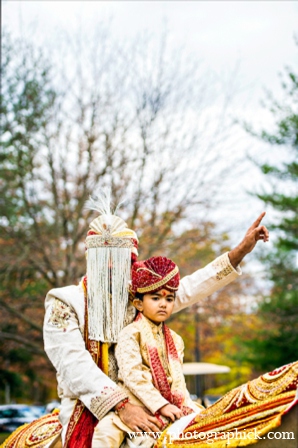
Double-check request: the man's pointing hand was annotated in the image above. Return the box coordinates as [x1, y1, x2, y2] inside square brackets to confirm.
[229, 212, 269, 268]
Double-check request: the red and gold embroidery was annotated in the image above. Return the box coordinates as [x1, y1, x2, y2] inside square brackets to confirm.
[48, 299, 71, 331]
[157, 361, 298, 447]
[130, 257, 180, 295]
[134, 313, 186, 410]
[2, 411, 62, 448]
[64, 400, 85, 447]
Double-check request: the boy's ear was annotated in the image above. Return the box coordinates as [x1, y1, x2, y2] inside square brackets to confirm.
[133, 298, 143, 312]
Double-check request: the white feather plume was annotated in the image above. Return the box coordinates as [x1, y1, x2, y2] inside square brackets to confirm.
[86, 187, 129, 219]
[86, 187, 113, 216]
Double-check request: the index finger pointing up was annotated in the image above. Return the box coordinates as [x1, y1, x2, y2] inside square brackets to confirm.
[250, 212, 266, 230]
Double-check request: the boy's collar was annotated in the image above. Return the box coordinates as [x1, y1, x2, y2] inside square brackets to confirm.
[142, 314, 164, 334]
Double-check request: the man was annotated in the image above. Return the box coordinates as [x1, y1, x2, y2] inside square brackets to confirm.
[43, 199, 269, 448]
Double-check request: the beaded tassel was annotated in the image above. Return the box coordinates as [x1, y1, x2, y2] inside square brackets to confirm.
[87, 247, 131, 342]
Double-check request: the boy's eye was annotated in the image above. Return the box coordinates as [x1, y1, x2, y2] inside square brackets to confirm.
[167, 298, 174, 302]
[152, 296, 159, 301]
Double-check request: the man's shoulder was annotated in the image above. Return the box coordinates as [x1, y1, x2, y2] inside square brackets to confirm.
[45, 283, 84, 309]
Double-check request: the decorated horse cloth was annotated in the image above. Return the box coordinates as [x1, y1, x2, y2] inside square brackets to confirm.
[2, 361, 297, 448]
[157, 361, 298, 448]
[0, 410, 62, 448]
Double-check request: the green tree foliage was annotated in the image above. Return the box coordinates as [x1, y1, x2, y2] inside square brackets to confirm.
[238, 54, 298, 372]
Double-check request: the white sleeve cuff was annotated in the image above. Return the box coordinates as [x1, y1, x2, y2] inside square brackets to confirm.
[211, 252, 241, 280]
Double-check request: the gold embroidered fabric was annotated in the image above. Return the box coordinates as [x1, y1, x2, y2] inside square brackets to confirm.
[115, 317, 198, 415]
[211, 253, 234, 281]
[1, 410, 62, 448]
[147, 319, 171, 376]
[108, 348, 119, 383]
[123, 300, 137, 327]
[158, 362, 298, 448]
[85, 235, 134, 248]
[107, 300, 136, 382]
[48, 299, 71, 331]
[90, 387, 127, 421]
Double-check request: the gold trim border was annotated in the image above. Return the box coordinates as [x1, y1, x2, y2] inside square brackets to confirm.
[137, 266, 179, 293]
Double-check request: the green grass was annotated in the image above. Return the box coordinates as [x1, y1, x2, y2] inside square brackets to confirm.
[0, 433, 10, 443]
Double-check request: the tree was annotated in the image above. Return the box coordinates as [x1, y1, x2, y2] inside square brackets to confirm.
[237, 48, 298, 371]
[0, 27, 247, 401]
[0, 31, 60, 402]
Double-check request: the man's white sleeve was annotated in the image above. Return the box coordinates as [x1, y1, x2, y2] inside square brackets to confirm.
[174, 252, 241, 313]
[43, 289, 127, 421]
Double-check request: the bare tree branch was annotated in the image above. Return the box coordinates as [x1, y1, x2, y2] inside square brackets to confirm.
[0, 332, 45, 356]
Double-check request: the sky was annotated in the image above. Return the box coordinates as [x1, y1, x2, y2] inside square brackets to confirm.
[3, 0, 298, 267]
[4, 1, 297, 101]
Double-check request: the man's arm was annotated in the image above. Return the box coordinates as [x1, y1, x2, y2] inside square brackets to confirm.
[43, 287, 128, 421]
[174, 252, 240, 313]
[174, 213, 269, 313]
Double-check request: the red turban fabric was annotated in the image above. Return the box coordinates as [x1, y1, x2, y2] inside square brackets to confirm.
[131, 256, 180, 295]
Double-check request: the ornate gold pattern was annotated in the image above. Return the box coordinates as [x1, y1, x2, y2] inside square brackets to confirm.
[64, 400, 85, 447]
[1, 412, 62, 448]
[85, 235, 134, 248]
[157, 361, 298, 448]
[116, 314, 191, 417]
[90, 388, 128, 421]
[108, 350, 119, 382]
[88, 340, 100, 364]
[248, 362, 298, 400]
[211, 253, 234, 280]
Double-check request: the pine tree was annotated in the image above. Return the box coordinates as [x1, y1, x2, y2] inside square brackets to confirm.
[238, 52, 298, 371]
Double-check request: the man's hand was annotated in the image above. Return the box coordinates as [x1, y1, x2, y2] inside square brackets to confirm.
[116, 402, 162, 432]
[159, 404, 182, 421]
[228, 212, 269, 268]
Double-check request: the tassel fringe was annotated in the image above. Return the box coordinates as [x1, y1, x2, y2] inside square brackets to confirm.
[87, 247, 131, 342]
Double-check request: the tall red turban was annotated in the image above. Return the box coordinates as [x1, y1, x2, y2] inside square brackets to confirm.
[131, 256, 180, 295]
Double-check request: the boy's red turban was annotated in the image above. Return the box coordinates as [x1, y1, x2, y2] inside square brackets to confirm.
[131, 256, 180, 295]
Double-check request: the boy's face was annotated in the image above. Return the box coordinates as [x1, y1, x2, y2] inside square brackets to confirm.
[133, 289, 175, 325]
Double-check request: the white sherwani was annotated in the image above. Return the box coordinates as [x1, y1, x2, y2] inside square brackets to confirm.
[43, 253, 240, 444]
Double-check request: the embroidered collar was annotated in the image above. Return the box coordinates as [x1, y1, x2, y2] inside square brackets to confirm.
[142, 315, 164, 335]
[134, 311, 185, 408]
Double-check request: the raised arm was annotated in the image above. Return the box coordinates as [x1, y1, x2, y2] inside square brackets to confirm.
[174, 213, 269, 313]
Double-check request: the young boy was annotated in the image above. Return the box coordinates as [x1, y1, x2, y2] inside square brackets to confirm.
[93, 256, 203, 447]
